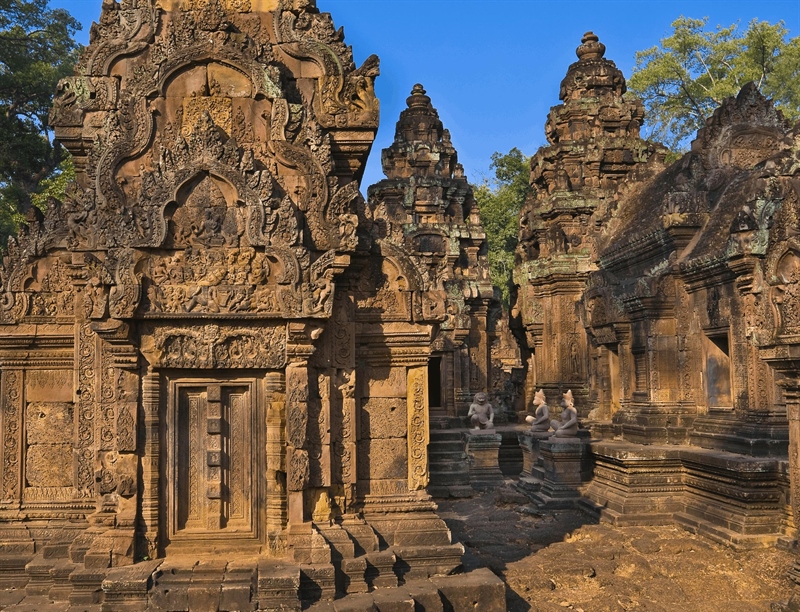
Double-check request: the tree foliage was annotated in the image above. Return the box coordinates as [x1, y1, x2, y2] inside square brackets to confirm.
[0, 0, 81, 245]
[475, 148, 530, 307]
[629, 17, 800, 151]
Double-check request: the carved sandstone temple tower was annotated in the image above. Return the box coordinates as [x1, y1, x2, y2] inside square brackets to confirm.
[368, 85, 495, 422]
[516, 31, 799, 561]
[0, 0, 506, 606]
[514, 32, 666, 414]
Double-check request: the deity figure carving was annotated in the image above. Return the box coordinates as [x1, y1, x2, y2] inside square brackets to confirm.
[525, 388, 550, 432]
[468, 392, 495, 430]
[550, 389, 579, 438]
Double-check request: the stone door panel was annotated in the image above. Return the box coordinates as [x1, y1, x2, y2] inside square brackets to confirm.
[164, 376, 261, 550]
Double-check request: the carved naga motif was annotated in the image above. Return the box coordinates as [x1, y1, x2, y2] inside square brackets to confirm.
[273, 6, 379, 127]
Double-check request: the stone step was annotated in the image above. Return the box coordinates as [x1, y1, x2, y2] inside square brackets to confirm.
[429, 430, 465, 442]
[187, 558, 228, 612]
[147, 557, 198, 611]
[430, 446, 466, 454]
[316, 524, 356, 559]
[363, 550, 397, 589]
[429, 467, 470, 478]
[428, 439, 465, 451]
[428, 428, 471, 494]
[431, 457, 468, 467]
[2, 594, 71, 611]
[315, 524, 367, 595]
[69, 567, 106, 606]
[0, 555, 34, 590]
[256, 560, 301, 611]
[498, 430, 524, 476]
[429, 417, 465, 430]
[48, 560, 77, 603]
[430, 465, 468, 476]
[306, 568, 505, 612]
[299, 563, 336, 605]
[24, 555, 55, 597]
[102, 559, 163, 612]
[219, 560, 256, 612]
[339, 521, 380, 555]
[428, 474, 471, 487]
[429, 455, 467, 467]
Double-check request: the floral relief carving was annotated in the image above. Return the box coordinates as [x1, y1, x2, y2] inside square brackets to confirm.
[2, 371, 23, 499]
[406, 367, 429, 491]
[76, 323, 97, 495]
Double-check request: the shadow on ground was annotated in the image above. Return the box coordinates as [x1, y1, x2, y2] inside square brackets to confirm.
[437, 481, 794, 612]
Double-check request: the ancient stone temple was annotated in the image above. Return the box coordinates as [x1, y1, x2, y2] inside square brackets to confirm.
[367, 84, 496, 423]
[514, 32, 668, 415]
[0, 0, 504, 608]
[514, 30, 799, 569]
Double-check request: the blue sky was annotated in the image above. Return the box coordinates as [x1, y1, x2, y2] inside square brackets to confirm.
[51, 0, 800, 188]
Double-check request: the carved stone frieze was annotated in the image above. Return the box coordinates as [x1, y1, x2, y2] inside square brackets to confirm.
[141, 323, 287, 369]
[50, 76, 119, 128]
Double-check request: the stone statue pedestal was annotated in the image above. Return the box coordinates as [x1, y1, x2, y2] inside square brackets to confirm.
[517, 432, 591, 508]
[463, 430, 503, 489]
[536, 435, 591, 508]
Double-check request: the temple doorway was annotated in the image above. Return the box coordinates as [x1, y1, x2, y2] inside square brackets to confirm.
[161, 375, 264, 554]
[428, 356, 444, 414]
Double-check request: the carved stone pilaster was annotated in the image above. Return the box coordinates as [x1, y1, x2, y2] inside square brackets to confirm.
[336, 368, 356, 512]
[139, 370, 160, 559]
[265, 371, 287, 542]
[286, 363, 310, 495]
[779, 380, 800, 534]
[76, 322, 98, 497]
[407, 366, 429, 491]
[757, 355, 800, 609]
[1, 369, 23, 504]
[785, 380, 800, 610]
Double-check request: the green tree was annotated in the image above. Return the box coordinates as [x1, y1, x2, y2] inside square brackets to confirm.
[1, 0, 81, 245]
[475, 148, 530, 307]
[629, 17, 800, 151]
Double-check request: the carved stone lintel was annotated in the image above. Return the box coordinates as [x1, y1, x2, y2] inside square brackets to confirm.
[142, 324, 287, 369]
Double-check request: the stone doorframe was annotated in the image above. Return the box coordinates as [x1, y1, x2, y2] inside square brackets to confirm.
[160, 375, 264, 554]
[140, 369, 286, 559]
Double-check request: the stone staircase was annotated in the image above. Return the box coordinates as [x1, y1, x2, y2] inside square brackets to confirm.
[0, 517, 506, 611]
[427, 422, 525, 498]
[427, 428, 473, 499]
[497, 429, 524, 476]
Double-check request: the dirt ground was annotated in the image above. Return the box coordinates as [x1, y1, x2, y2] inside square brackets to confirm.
[437, 482, 795, 612]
